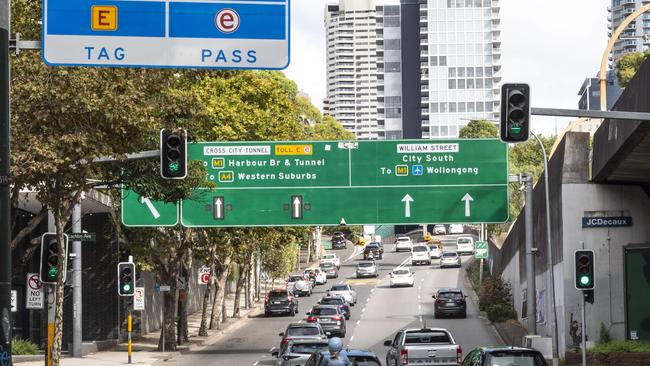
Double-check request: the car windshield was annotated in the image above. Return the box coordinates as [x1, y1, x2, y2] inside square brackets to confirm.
[369, 242, 381, 246]
[397, 237, 410, 242]
[412, 246, 428, 252]
[311, 307, 338, 316]
[287, 327, 320, 336]
[458, 238, 472, 244]
[485, 352, 545, 366]
[404, 331, 451, 344]
[321, 298, 343, 305]
[290, 343, 329, 354]
[348, 356, 381, 366]
[358, 262, 374, 268]
[428, 245, 440, 250]
[438, 292, 463, 299]
[393, 269, 410, 275]
[323, 255, 335, 259]
[330, 285, 349, 291]
[366, 245, 379, 249]
[288, 276, 304, 282]
[269, 291, 288, 298]
[442, 253, 458, 258]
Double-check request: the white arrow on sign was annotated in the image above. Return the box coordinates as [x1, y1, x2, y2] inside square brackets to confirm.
[401, 194, 414, 218]
[214, 197, 224, 220]
[292, 196, 302, 219]
[462, 193, 474, 217]
[140, 197, 161, 219]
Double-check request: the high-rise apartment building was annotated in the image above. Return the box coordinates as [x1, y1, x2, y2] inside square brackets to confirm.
[419, 0, 501, 138]
[608, 0, 650, 60]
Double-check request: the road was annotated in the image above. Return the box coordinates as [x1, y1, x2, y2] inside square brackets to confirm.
[169, 234, 501, 366]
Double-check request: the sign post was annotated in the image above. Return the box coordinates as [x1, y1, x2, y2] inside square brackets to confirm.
[475, 241, 489, 284]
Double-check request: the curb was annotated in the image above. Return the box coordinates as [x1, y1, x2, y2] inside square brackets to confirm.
[152, 351, 181, 366]
[12, 355, 45, 363]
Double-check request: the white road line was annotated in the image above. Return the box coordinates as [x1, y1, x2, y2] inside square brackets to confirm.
[254, 362, 260, 366]
[371, 288, 375, 293]
[419, 315, 423, 323]
[356, 320, 361, 326]
[350, 335, 355, 342]
[362, 307, 366, 313]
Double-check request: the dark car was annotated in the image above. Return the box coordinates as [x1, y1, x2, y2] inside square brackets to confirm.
[461, 346, 547, 366]
[320, 262, 339, 279]
[304, 349, 382, 366]
[332, 234, 347, 250]
[306, 305, 347, 337]
[279, 323, 328, 348]
[433, 288, 468, 318]
[363, 242, 383, 260]
[318, 295, 351, 320]
[265, 289, 299, 317]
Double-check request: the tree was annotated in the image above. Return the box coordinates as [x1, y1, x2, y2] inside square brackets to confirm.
[459, 120, 498, 138]
[616, 51, 650, 88]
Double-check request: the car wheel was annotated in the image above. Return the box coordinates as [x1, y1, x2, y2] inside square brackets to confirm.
[434, 311, 439, 319]
[265, 311, 271, 317]
[340, 331, 346, 338]
[462, 310, 467, 318]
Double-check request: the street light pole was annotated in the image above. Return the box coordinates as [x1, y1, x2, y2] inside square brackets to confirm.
[599, 3, 650, 111]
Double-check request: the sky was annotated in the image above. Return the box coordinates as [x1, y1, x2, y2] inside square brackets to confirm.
[284, 0, 611, 137]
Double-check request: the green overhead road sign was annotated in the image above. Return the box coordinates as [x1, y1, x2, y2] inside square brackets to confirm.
[475, 241, 489, 259]
[181, 139, 508, 227]
[121, 188, 179, 227]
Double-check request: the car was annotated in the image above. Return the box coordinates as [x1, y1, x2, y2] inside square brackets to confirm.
[304, 268, 327, 285]
[433, 225, 447, 235]
[265, 289, 299, 317]
[395, 236, 413, 252]
[462, 346, 548, 366]
[318, 295, 351, 320]
[440, 251, 461, 268]
[433, 288, 467, 318]
[456, 236, 475, 255]
[389, 267, 414, 287]
[363, 242, 384, 260]
[411, 244, 431, 265]
[327, 284, 357, 305]
[428, 244, 443, 259]
[320, 253, 341, 268]
[320, 262, 339, 279]
[287, 275, 312, 297]
[279, 323, 328, 348]
[356, 260, 378, 278]
[331, 235, 347, 250]
[304, 349, 382, 366]
[449, 224, 464, 234]
[385, 327, 462, 366]
[306, 305, 347, 337]
[272, 339, 330, 366]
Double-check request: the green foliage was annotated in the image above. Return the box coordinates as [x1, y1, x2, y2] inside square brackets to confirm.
[466, 260, 482, 290]
[599, 323, 611, 344]
[616, 51, 650, 88]
[459, 120, 498, 139]
[478, 276, 513, 313]
[12, 338, 39, 355]
[486, 304, 517, 323]
[589, 341, 650, 353]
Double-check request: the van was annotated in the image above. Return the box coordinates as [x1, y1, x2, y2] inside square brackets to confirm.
[456, 237, 474, 255]
[411, 245, 431, 265]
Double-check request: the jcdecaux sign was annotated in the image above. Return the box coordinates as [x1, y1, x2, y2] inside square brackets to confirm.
[42, 0, 290, 69]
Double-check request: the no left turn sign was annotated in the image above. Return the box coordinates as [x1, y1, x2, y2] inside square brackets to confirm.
[215, 9, 240, 34]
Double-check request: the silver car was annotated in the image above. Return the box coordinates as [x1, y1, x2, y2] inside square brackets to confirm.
[327, 284, 357, 306]
[272, 339, 329, 366]
[440, 251, 461, 268]
[356, 261, 378, 278]
[287, 275, 312, 297]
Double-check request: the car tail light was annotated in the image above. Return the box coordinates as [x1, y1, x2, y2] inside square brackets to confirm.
[281, 338, 289, 345]
[400, 348, 408, 365]
[307, 316, 317, 322]
[332, 316, 342, 321]
[456, 346, 462, 364]
[389, 273, 394, 278]
[436, 299, 445, 304]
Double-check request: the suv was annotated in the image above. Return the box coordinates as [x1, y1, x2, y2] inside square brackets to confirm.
[462, 346, 547, 366]
[264, 289, 299, 317]
[363, 242, 384, 260]
[356, 261, 378, 278]
[395, 236, 413, 252]
[320, 253, 341, 268]
[318, 295, 351, 319]
[411, 244, 431, 265]
[306, 305, 347, 337]
[327, 284, 357, 305]
[304, 268, 327, 285]
[320, 262, 339, 279]
[433, 288, 467, 318]
[456, 236, 475, 255]
[433, 225, 447, 235]
[287, 275, 312, 297]
[272, 339, 330, 366]
[440, 251, 461, 268]
[279, 323, 327, 348]
[305, 350, 382, 366]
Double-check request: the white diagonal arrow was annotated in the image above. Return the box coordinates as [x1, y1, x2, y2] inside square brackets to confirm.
[401, 194, 414, 218]
[215, 197, 224, 219]
[462, 193, 474, 217]
[293, 196, 302, 218]
[139, 197, 161, 219]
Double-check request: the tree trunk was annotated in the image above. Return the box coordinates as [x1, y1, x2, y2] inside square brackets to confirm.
[158, 289, 178, 351]
[198, 260, 216, 337]
[209, 257, 232, 330]
[254, 254, 261, 301]
[51, 204, 70, 366]
[233, 263, 245, 318]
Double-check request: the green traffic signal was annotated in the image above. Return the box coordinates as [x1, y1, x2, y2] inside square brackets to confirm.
[122, 283, 132, 293]
[579, 275, 591, 287]
[509, 125, 522, 136]
[48, 267, 58, 280]
[168, 161, 180, 173]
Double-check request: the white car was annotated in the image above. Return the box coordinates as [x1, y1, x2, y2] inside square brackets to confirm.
[389, 267, 415, 287]
[448, 224, 464, 234]
[304, 268, 327, 285]
[456, 236, 475, 255]
[433, 225, 447, 235]
[440, 252, 461, 268]
[395, 236, 413, 252]
[428, 244, 442, 259]
[411, 245, 431, 265]
[320, 253, 341, 269]
[327, 284, 357, 305]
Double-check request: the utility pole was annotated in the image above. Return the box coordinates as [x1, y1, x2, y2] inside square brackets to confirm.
[524, 174, 537, 334]
[0, 2, 12, 365]
[72, 201, 82, 357]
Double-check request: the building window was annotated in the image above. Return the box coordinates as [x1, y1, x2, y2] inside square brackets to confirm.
[467, 102, 475, 112]
[458, 68, 466, 77]
[431, 103, 439, 113]
[386, 107, 402, 118]
[467, 79, 475, 89]
[467, 67, 475, 77]
[449, 68, 457, 77]
[385, 62, 401, 72]
[385, 96, 402, 106]
[458, 102, 466, 112]
[384, 6, 400, 15]
[458, 79, 466, 89]
[448, 79, 457, 89]
[430, 56, 438, 66]
[440, 103, 448, 113]
[476, 67, 484, 77]
[439, 56, 447, 66]
[476, 79, 484, 88]
[449, 102, 457, 112]
[476, 102, 484, 112]
[384, 16, 400, 27]
[384, 39, 401, 50]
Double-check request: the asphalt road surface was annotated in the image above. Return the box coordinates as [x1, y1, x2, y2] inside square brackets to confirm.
[168, 235, 501, 366]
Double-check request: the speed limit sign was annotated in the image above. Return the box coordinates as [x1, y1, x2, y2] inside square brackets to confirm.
[198, 267, 211, 285]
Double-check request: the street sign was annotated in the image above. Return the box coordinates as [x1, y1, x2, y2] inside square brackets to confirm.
[25, 273, 44, 310]
[68, 232, 96, 242]
[181, 139, 508, 226]
[133, 287, 145, 311]
[10, 290, 17, 312]
[198, 267, 211, 285]
[155, 284, 171, 293]
[121, 188, 179, 227]
[475, 241, 489, 259]
[42, 0, 291, 69]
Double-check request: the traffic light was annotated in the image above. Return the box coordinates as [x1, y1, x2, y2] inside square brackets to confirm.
[500, 83, 530, 143]
[117, 262, 136, 296]
[160, 128, 187, 179]
[39, 233, 68, 284]
[574, 250, 595, 290]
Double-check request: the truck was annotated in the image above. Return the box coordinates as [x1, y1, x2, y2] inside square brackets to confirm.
[384, 327, 462, 366]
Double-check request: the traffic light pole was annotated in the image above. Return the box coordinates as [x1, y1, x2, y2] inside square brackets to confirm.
[523, 174, 536, 334]
[581, 292, 587, 366]
[0, 2, 12, 365]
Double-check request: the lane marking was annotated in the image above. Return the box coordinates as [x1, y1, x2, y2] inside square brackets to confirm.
[362, 307, 366, 313]
[356, 320, 361, 326]
[350, 335, 355, 342]
[254, 362, 260, 366]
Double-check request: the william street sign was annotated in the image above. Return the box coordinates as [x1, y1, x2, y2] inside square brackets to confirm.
[180, 139, 508, 227]
[43, 0, 291, 69]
